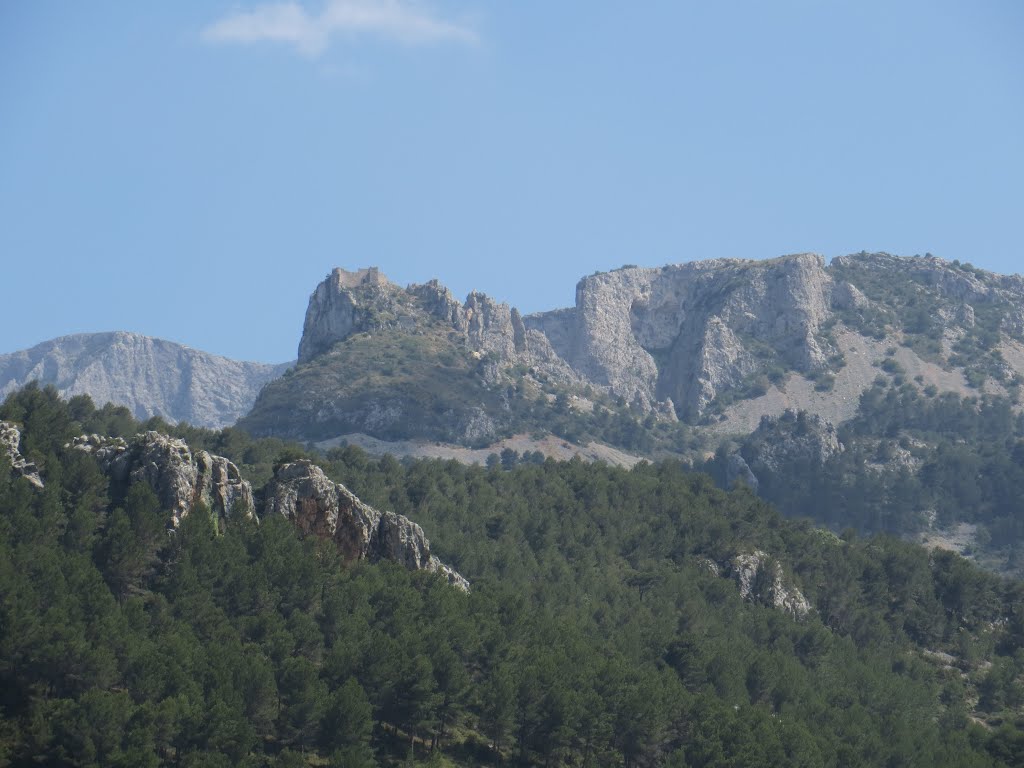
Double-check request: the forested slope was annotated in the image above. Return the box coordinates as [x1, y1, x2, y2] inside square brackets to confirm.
[710, 379, 1024, 572]
[2, 385, 1023, 766]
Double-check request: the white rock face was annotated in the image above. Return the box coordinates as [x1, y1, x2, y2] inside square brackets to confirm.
[298, 268, 397, 363]
[0, 332, 289, 428]
[0, 421, 44, 489]
[730, 550, 812, 620]
[270, 252, 1024, 441]
[264, 459, 469, 591]
[526, 253, 834, 418]
[294, 255, 835, 424]
[298, 268, 576, 381]
[71, 431, 255, 528]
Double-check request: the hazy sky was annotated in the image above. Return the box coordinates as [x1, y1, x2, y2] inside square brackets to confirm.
[2, 1, 1022, 362]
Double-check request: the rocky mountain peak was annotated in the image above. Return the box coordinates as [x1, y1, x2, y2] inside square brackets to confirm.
[0, 332, 288, 428]
[408, 279, 463, 326]
[249, 252, 1024, 453]
[297, 267, 406, 363]
[300, 267, 534, 362]
[289, 255, 842, 430]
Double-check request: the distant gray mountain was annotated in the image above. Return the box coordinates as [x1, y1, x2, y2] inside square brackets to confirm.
[0, 332, 290, 428]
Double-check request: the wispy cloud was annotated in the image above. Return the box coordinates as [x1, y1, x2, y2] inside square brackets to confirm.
[202, 0, 477, 57]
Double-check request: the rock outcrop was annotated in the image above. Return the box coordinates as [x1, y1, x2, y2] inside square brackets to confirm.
[0, 421, 44, 489]
[71, 432, 255, 528]
[741, 410, 844, 476]
[526, 253, 834, 418]
[264, 460, 469, 590]
[297, 268, 399, 363]
[69, 430, 466, 589]
[730, 550, 812, 620]
[296, 267, 574, 378]
[0, 332, 289, 428]
[724, 453, 759, 491]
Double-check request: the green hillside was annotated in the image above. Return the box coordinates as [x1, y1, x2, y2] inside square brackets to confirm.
[2, 385, 1023, 766]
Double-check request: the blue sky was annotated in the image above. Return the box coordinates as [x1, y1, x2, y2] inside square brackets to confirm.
[2, 1, 1022, 363]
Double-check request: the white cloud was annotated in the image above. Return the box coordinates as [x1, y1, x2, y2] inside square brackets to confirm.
[202, 0, 477, 57]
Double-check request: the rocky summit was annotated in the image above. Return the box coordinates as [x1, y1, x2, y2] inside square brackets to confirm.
[243, 253, 1024, 448]
[0, 332, 290, 428]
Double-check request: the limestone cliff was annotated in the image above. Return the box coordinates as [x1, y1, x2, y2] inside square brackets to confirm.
[71, 431, 255, 528]
[528, 253, 834, 418]
[295, 267, 572, 378]
[0, 332, 289, 428]
[70, 430, 467, 589]
[246, 253, 1024, 448]
[263, 459, 468, 590]
[276, 255, 838, 431]
[0, 421, 44, 489]
[243, 267, 581, 445]
[297, 268, 399, 363]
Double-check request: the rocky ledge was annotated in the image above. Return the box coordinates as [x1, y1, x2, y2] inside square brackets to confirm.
[0, 421, 44, 489]
[264, 460, 469, 591]
[67, 432, 467, 589]
[70, 431, 255, 529]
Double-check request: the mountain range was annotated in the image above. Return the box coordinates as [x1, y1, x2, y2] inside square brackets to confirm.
[5, 252, 1024, 569]
[4, 253, 1024, 764]
[9, 253, 1020, 446]
[243, 253, 1021, 441]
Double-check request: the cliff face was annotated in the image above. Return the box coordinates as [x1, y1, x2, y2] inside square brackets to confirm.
[7, 253, 1022, 447]
[532, 253, 833, 418]
[247, 253, 1024, 447]
[241, 267, 582, 445]
[264, 460, 469, 590]
[71, 431, 255, 528]
[295, 267, 571, 379]
[297, 268, 398, 363]
[287, 256, 836, 425]
[0, 332, 289, 428]
[66, 431, 467, 588]
[260, 255, 838, 437]
[0, 421, 44, 489]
